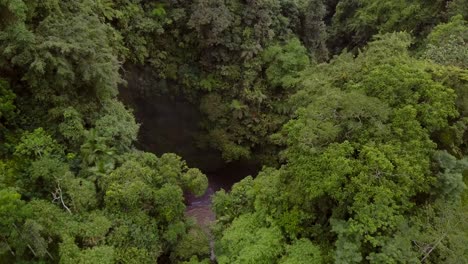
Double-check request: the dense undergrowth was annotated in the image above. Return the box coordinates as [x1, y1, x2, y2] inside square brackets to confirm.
[0, 0, 467, 263]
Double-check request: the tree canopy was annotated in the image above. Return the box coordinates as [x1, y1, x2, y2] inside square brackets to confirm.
[0, 0, 467, 263]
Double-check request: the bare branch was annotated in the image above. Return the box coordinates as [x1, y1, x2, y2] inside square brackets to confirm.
[421, 233, 447, 262]
[51, 183, 72, 214]
[1, 237, 15, 256]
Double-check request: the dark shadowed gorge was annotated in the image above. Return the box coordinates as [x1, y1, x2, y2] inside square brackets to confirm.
[1, 1, 467, 263]
[119, 63, 261, 192]
[119, 64, 261, 260]
[119, 64, 225, 172]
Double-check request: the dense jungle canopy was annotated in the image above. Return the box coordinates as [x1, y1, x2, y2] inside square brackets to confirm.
[0, 0, 467, 263]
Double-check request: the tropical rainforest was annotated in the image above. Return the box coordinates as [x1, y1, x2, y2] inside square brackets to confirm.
[0, 0, 467, 263]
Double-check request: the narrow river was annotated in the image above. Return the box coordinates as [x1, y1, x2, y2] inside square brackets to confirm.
[184, 161, 260, 262]
[185, 161, 259, 222]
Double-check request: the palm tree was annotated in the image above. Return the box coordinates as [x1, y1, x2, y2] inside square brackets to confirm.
[80, 129, 116, 174]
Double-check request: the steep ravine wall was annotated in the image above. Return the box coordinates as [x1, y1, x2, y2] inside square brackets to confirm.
[119, 64, 225, 172]
[120, 64, 262, 262]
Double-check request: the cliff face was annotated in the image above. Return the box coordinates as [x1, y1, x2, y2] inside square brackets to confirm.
[119, 64, 225, 172]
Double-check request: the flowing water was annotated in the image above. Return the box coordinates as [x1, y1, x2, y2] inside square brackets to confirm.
[184, 162, 260, 262]
[185, 161, 260, 217]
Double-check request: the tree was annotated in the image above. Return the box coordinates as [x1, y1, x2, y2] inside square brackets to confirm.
[101, 152, 208, 262]
[213, 32, 466, 262]
[424, 15, 468, 68]
[279, 238, 322, 264]
[329, 0, 447, 52]
[0, 79, 15, 122]
[262, 38, 310, 89]
[216, 213, 283, 264]
[93, 99, 140, 152]
[0, 188, 26, 260]
[14, 128, 62, 159]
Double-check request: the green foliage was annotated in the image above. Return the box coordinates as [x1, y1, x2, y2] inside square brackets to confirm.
[60, 236, 115, 264]
[172, 227, 210, 261]
[424, 15, 468, 68]
[152, 4, 167, 18]
[14, 128, 62, 159]
[0, 1, 215, 262]
[94, 0, 164, 63]
[187, 0, 234, 47]
[181, 256, 211, 264]
[0, 188, 24, 238]
[279, 239, 322, 264]
[1, 1, 467, 263]
[0, 79, 15, 121]
[447, 0, 468, 19]
[93, 99, 140, 151]
[214, 32, 467, 263]
[58, 107, 85, 149]
[213, 176, 255, 230]
[182, 168, 208, 197]
[0, 10, 123, 102]
[299, 0, 328, 60]
[262, 38, 310, 89]
[80, 129, 116, 174]
[329, 0, 447, 51]
[146, 0, 324, 161]
[216, 213, 283, 264]
[426, 15, 468, 46]
[31, 14, 122, 99]
[432, 151, 468, 201]
[100, 152, 207, 261]
[410, 201, 468, 263]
